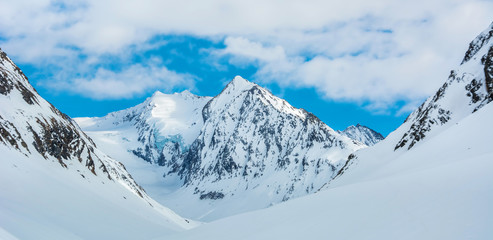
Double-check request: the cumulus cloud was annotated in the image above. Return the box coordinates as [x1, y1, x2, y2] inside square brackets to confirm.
[220, 37, 287, 63]
[43, 61, 196, 100]
[214, 31, 447, 110]
[210, 3, 493, 112]
[0, 0, 492, 112]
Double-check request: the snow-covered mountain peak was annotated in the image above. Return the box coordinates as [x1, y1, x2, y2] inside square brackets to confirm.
[149, 90, 202, 105]
[176, 89, 195, 97]
[171, 76, 365, 219]
[147, 91, 207, 124]
[231, 75, 255, 88]
[216, 75, 256, 99]
[338, 124, 384, 146]
[151, 89, 199, 101]
[204, 76, 306, 121]
[76, 89, 212, 166]
[151, 90, 165, 97]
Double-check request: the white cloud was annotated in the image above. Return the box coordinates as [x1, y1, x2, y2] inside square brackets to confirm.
[214, 32, 450, 110]
[209, 1, 493, 112]
[0, 0, 492, 112]
[43, 61, 196, 100]
[220, 37, 287, 63]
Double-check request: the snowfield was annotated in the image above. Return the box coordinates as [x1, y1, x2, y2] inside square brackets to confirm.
[0, 143, 198, 240]
[167, 101, 493, 240]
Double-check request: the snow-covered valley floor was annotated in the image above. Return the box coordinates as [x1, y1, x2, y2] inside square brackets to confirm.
[165, 101, 493, 240]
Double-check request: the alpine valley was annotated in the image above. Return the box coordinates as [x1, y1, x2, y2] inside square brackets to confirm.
[1, 19, 492, 240]
[75, 76, 369, 220]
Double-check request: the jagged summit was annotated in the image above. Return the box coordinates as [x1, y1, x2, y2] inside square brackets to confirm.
[151, 90, 164, 97]
[150, 89, 202, 102]
[338, 124, 385, 146]
[205, 76, 307, 121]
[231, 75, 255, 87]
[177, 89, 194, 97]
[218, 75, 257, 98]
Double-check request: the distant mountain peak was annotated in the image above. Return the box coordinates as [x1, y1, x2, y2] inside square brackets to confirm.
[338, 124, 384, 146]
[76, 88, 212, 166]
[150, 90, 202, 102]
[222, 75, 257, 94]
[232, 75, 252, 85]
[151, 90, 164, 96]
[177, 89, 194, 97]
[204, 76, 307, 122]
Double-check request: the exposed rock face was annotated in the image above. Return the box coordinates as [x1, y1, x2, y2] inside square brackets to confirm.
[338, 124, 385, 146]
[462, 24, 493, 64]
[173, 76, 364, 202]
[0, 48, 147, 199]
[395, 22, 493, 151]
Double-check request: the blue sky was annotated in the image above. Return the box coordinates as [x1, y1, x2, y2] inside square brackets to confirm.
[2, 0, 492, 136]
[14, 35, 408, 135]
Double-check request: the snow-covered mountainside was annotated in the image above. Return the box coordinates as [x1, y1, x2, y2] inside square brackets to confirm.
[338, 124, 384, 146]
[394, 22, 493, 151]
[176, 76, 364, 202]
[77, 76, 365, 221]
[77, 90, 211, 167]
[167, 21, 493, 240]
[0, 48, 195, 239]
[170, 101, 493, 240]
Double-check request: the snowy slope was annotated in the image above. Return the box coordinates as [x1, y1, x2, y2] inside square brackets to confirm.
[77, 90, 211, 167]
[166, 22, 493, 239]
[0, 48, 196, 239]
[168, 102, 493, 240]
[338, 123, 385, 146]
[74, 90, 214, 221]
[77, 76, 365, 221]
[329, 19, 493, 191]
[394, 22, 493, 151]
[0, 144, 196, 240]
